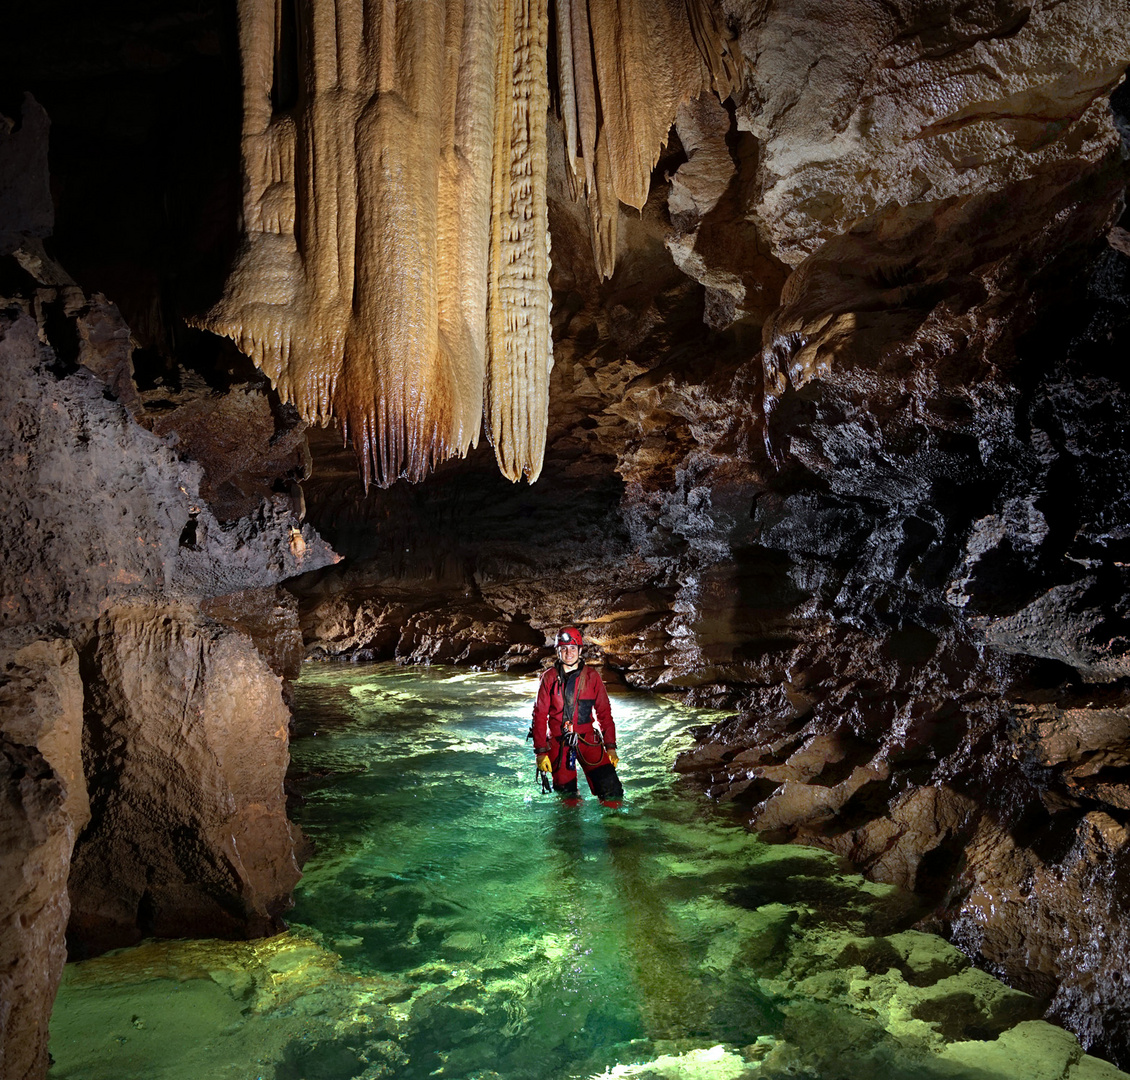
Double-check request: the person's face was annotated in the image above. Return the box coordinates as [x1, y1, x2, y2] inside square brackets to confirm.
[557, 643, 580, 665]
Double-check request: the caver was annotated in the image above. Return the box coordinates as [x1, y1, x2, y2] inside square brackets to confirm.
[530, 626, 623, 803]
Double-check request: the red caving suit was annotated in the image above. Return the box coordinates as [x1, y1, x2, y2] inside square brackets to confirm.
[532, 661, 623, 800]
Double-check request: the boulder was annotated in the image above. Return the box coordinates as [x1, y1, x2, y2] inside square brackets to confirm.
[67, 604, 301, 955]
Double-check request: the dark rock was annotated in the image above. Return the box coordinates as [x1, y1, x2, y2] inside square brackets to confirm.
[0, 95, 52, 256]
[0, 304, 337, 630]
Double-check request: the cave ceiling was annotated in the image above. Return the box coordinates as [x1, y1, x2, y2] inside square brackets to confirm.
[4, 1, 1127, 500]
[193, 0, 1129, 495]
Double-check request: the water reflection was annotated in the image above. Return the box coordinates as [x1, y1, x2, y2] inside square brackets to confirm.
[48, 664, 1126, 1080]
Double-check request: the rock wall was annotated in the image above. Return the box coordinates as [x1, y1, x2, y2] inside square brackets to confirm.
[4, 0, 1130, 1073]
[0, 93, 338, 1075]
[0, 636, 84, 1080]
[68, 603, 300, 955]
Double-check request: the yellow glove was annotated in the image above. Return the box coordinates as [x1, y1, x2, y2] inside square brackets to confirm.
[608, 750, 619, 767]
[536, 753, 552, 773]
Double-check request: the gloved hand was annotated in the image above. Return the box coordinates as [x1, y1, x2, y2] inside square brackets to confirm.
[608, 750, 619, 767]
[536, 753, 552, 773]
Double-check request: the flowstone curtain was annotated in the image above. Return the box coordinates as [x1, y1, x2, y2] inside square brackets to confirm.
[199, 0, 734, 487]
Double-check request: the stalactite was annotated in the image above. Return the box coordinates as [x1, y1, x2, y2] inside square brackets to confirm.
[487, 0, 553, 483]
[554, 0, 580, 196]
[197, 0, 516, 488]
[553, 0, 740, 280]
[197, 0, 734, 486]
[684, 0, 741, 99]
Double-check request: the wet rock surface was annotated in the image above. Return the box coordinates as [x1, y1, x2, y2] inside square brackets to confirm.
[0, 634, 84, 1080]
[68, 602, 301, 956]
[3, 0, 1130, 1074]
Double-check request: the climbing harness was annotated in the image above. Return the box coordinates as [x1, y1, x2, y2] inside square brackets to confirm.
[527, 658, 612, 792]
[575, 728, 608, 767]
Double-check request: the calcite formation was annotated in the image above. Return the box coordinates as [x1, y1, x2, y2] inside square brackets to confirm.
[556, 0, 738, 277]
[197, 0, 553, 487]
[200, 0, 732, 486]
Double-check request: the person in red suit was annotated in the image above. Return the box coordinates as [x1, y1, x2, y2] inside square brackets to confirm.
[531, 626, 623, 802]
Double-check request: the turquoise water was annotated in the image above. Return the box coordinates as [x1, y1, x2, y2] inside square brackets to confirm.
[285, 665, 782, 1079]
[48, 664, 1126, 1080]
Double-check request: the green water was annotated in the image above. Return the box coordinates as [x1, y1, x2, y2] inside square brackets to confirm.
[48, 664, 1127, 1080]
[285, 665, 781, 1078]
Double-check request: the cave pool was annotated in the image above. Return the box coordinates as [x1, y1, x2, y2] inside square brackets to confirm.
[48, 663, 1126, 1080]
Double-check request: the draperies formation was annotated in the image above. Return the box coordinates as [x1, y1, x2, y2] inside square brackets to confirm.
[197, 0, 736, 488]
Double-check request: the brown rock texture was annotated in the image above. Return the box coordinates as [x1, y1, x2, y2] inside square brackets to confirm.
[0, 634, 85, 1080]
[135, 379, 311, 524]
[0, 740, 70, 1080]
[68, 603, 301, 955]
[725, 0, 1128, 268]
[4, 0, 1130, 1072]
[0, 106, 337, 1074]
[200, 587, 306, 681]
[948, 811, 1130, 1058]
[297, 573, 547, 669]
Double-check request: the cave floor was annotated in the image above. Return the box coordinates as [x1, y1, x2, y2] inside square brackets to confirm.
[47, 665, 1126, 1080]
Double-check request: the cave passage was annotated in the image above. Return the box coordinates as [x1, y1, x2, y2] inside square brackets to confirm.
[46, 666, 1116, 1079]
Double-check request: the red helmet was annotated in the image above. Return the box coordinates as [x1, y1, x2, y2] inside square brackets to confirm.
[556, 626, 583, 648]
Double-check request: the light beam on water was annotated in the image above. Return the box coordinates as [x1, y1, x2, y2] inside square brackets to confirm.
[48, 664, 1128, 1080]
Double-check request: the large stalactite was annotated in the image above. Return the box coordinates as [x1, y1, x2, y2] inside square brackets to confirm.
[197, 0, 733, 487]
[488, 0, 552, 485]
[556, 0, 739, 277]
[197, 0, 526, 487]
